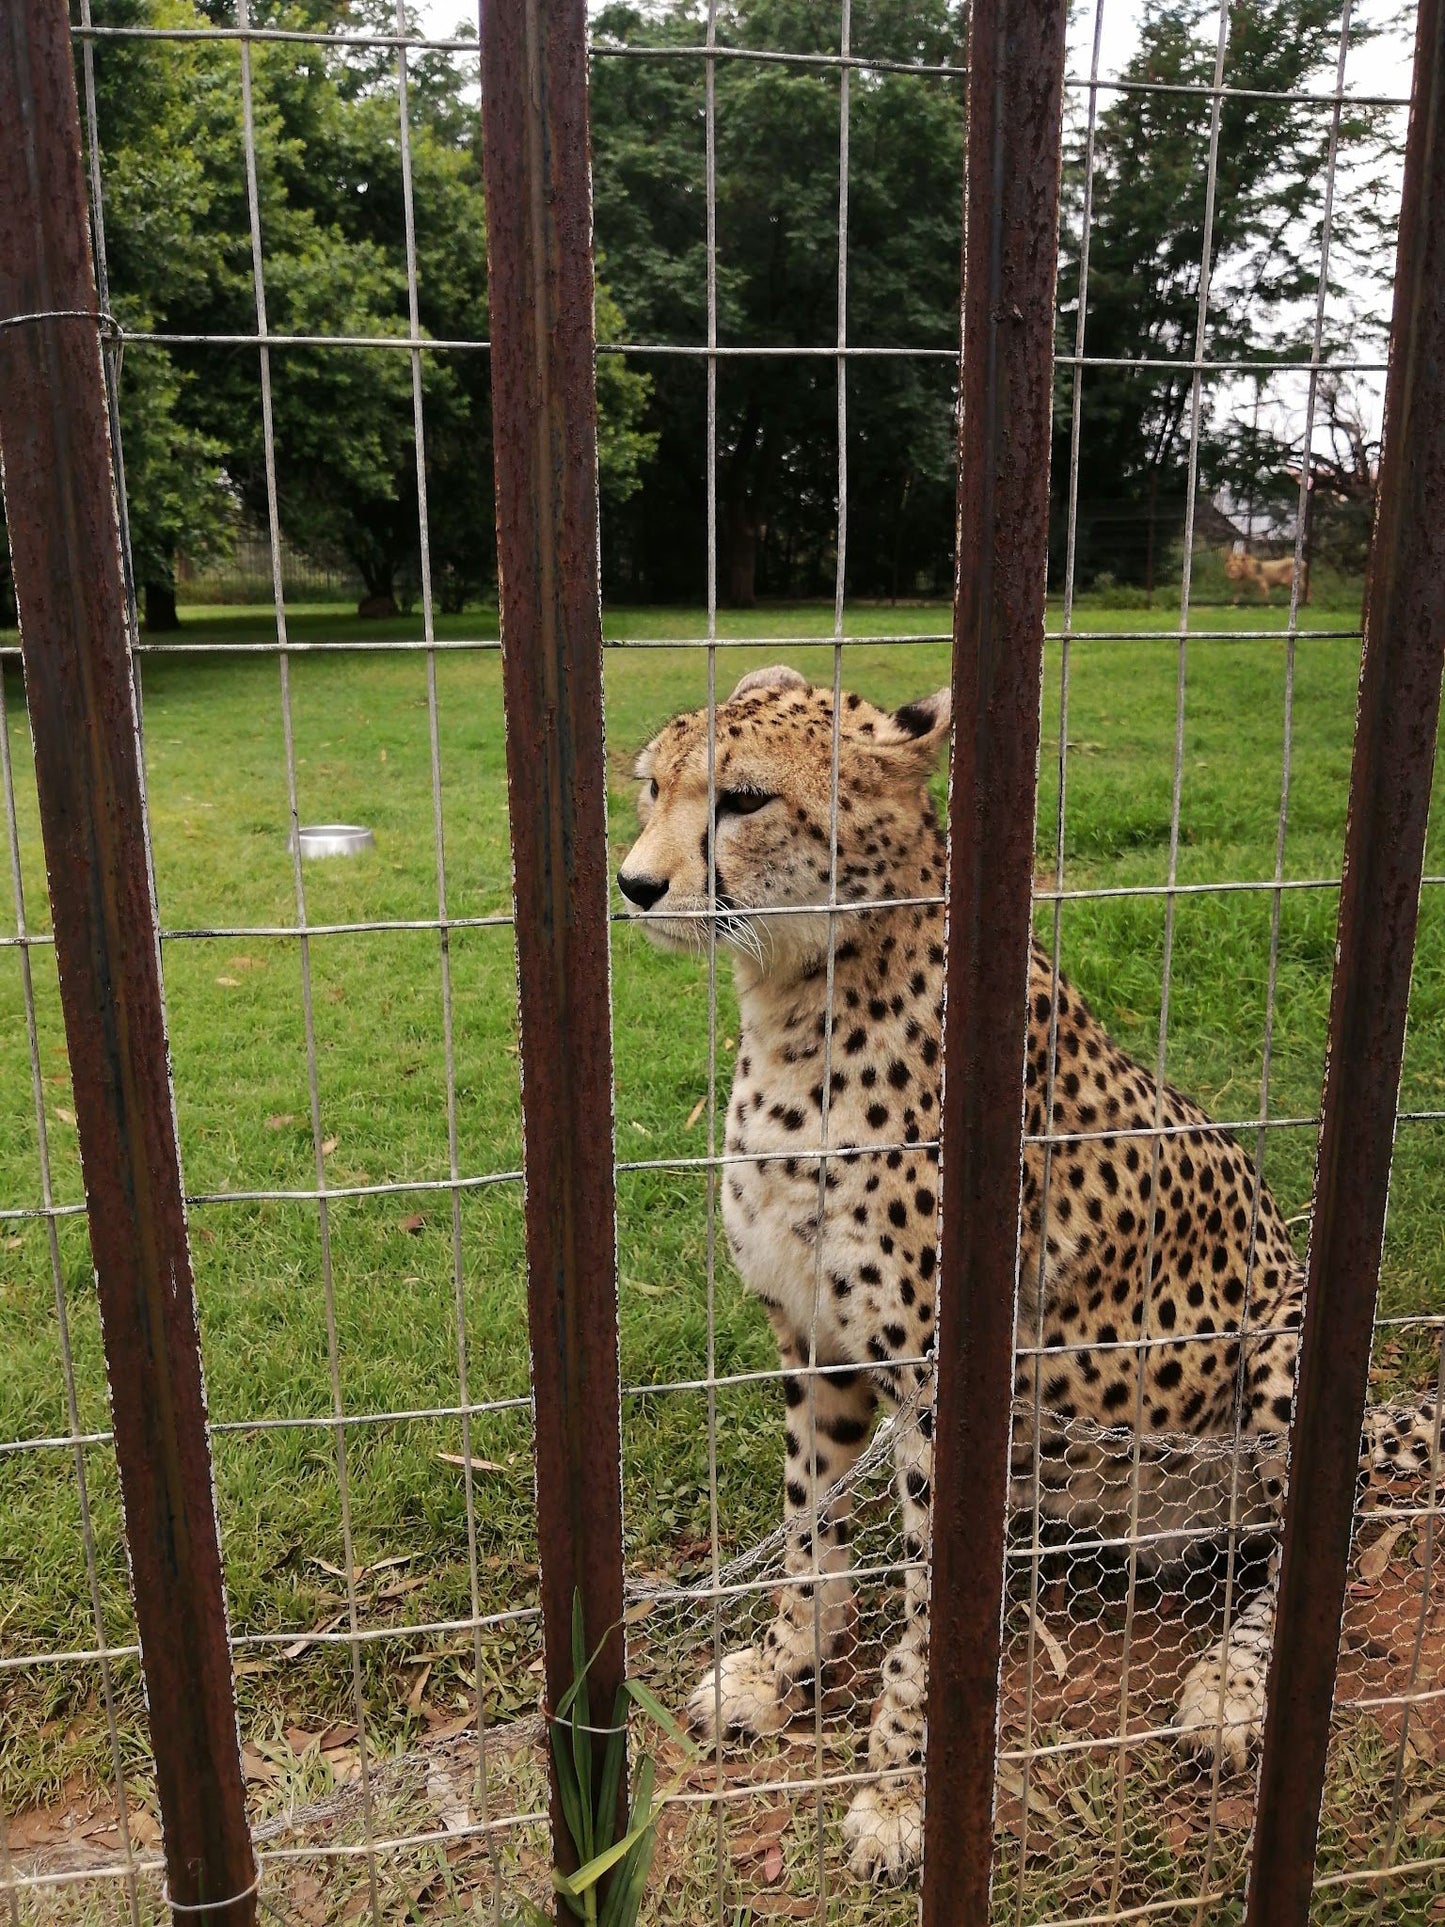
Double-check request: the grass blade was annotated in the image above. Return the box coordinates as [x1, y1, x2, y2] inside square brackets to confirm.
[624, 1677, 702, 1758]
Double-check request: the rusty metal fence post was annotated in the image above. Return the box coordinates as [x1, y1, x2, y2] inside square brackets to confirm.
[921, 1, 1071, 1920]
[478, 0, 628, 1894]
[0, 4, 256, 1924]
[1244, 4, 1445, 1922]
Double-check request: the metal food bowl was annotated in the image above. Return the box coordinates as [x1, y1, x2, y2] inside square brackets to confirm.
[291, 824, 376, 860]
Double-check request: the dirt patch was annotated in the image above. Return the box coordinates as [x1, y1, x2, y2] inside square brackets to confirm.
[9, 1511, 1445, 1925]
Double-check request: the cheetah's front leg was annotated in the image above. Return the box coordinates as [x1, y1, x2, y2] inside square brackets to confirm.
[1175, 1545, 1278, 1772]
[844, 1399, 931, 1881]
[689, 1343, 876, 1744]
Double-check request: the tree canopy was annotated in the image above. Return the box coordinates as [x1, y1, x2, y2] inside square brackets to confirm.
[1055, 0, 1394, 589]
[0, 0, 653, 626]
[0, 0, 1397, 626]
[590, 0, 968, 605]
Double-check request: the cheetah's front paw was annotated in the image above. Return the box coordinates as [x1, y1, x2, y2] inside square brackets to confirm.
[1174, 1653, 1265, 1774]
[842, 1780, 923, 1883]
[687, 1646, 797, 1746]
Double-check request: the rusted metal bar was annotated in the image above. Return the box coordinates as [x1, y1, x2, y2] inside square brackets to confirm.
[921, 1, 1070, 1920]
[1244, 6, 1445, 1922]
[478, 0, 627, 1893]
[0, 5, 255, 1924]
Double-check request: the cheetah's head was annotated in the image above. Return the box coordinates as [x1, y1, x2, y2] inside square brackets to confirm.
[617, 664, 950, 980]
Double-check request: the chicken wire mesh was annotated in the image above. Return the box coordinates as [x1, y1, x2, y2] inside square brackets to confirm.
[0, 0, 1442, 1924]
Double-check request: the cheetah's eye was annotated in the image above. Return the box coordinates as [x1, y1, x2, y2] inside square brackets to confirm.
[716, 788, 775, 818]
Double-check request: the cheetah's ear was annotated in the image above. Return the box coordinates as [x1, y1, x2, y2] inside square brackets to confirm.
[729, 663, 808, 700]
[873, 688, 952, 769]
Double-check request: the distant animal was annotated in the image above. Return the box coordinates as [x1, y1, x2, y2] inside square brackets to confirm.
[1223, 547, 1307, 602]
[618, 663, 1435, 1883]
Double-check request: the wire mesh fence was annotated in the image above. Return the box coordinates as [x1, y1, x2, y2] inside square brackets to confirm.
[1, 1, 1443, 1924]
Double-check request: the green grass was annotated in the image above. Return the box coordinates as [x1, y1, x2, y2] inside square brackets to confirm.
[1, 591, 1443, 1921]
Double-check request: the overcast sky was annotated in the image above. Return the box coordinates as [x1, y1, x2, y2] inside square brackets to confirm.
[413, 0, 1417, 93]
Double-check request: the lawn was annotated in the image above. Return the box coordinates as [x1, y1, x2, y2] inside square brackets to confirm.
[2, 591, 1443, 1922]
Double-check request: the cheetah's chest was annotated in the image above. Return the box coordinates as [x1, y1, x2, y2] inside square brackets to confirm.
[720, 1030, 941, 1362]
[722, 1084, 851, 1347]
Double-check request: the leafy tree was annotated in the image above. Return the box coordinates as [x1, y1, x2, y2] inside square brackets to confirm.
[1054, 0, 1391, 589]
[1303, 370, 1380, 574]
[1, 0, 1398, 627]
[18, 0, 654, 625]
[590, 0, 966, 605]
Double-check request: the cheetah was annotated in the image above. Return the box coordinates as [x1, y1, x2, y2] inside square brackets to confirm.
[616, 663, 1438, 1883]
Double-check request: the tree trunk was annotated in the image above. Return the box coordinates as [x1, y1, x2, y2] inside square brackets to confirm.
[1144, 467, 1159, 605]
[724, 501, 757, 608]
[143, 581, 179, 632]
[356, 559, 397, 619]
[891, 472, 913, 605]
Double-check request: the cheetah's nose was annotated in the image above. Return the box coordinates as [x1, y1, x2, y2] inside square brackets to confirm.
[617, 870, 668, 911]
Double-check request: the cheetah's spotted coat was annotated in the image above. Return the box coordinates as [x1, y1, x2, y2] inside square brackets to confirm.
[616, 665, 1437, 1883]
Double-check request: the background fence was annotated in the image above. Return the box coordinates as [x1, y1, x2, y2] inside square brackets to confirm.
[1, 0, 1444, 1924]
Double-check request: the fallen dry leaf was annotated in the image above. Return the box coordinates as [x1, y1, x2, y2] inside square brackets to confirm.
[400, 1213, 426, 1234]
[376, 1575, 428, 1602]
[282, 1610, 346, 1660]
[285, 1726, 322, 1754]
[426, 1763, 471, 1835]
[129, 1811, 162, 1848]
[424, 1709, 477, 1742]
[321, 1136, 338, 1156]
[286, 1871, 328, 1927]
[997, 1763, 1060, 1824]
[319, 1722, 358, 1750]
[215, 976, 241, 988]
[341, 1885, 372, 1923]
[229, 955, 266, 972]
[1020, 1604, 1069, 1680]
[325, 1749, 362, 1786]
[1162, 1816, 1194, 1856]
[2, 1235, 22, 1251]
[266, 1114, 296, 1130]
[241, 1744, 281, 1785]
[407, 1663, 432, 1711]
[762, 1842, 785, 1883]
[685, 1095, 707, 1130]
[6, 1809, 66, 1851]
[1359, 1522, 1409, 1581]
[54, 1107, 75, 1125]
[437, 1451, 506, 1474]
[1212, 1797, 1254, 1831]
